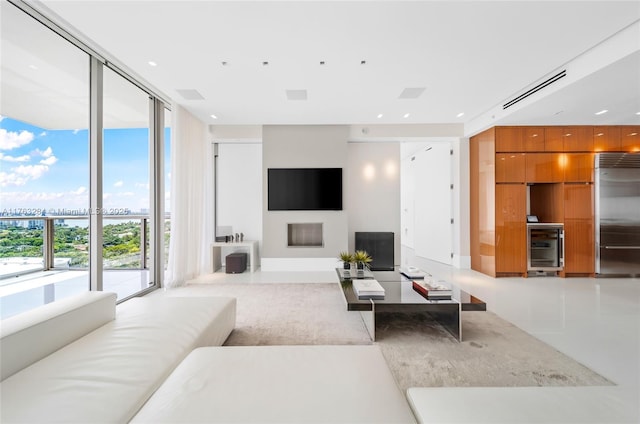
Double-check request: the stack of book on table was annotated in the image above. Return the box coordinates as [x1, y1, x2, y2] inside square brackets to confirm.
[412, 279, 452, 300]
[352, 279, 385, 300]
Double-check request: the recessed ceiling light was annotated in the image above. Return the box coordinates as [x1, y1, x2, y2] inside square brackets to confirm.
[28, 64, 38, 70]
[221, 61, 228, 66]
[320, 61, 325, 65]
[210, 114, 218, 119]
[377, 114, 383, 119]
[403, 113, 410, 118]
[262, 61, 269, 66]
[595, 109, 608, 115]
[360, 60, 366, 65]
[148, 61, 157, 67]
[636, 112, 640, 115]
[456, 112, 464, 118]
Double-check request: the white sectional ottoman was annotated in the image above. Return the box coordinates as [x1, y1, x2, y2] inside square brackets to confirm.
[132, 345, 416, 423]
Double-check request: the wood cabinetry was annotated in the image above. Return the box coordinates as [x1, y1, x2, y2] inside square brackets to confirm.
[495, 126, 546, 152]
[495, 184, 526, 273]
[470, 128, 496, 276]
[495, 127, 525, 152]
[563, 184, 594, 274]
[564, 153, 594, 182]
[471, 125, 630, 279]
[620, 126, 640, 151]
[545, 126, 594, 152]
[594, 127, 621, 151]
[544, 127, 565, 152]
[525, 153, 563, 182]
[496, 153, 525, 182]
[524, 127, 545, 151]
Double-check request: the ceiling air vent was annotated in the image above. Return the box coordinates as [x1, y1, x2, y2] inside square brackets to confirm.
[175, 89, 205, 100]
[503, 70, 566, 110]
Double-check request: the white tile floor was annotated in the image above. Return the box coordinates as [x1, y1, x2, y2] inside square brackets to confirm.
[191, 261, 640, 423]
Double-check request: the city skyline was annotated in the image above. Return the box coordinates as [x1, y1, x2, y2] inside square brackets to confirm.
[0, 115, 170, 214]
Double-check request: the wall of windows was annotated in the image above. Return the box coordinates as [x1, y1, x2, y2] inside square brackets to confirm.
[0, 1, 169, 317]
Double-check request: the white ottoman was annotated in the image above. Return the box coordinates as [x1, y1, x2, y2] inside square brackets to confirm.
[132, 345, 416, 423]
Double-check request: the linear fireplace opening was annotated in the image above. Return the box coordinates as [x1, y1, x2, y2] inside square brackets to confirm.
[288, 223, 323, 247]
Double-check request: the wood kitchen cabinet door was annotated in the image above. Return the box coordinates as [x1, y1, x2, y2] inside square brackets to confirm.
[593, 126, 621, 152]
[620, 126, 640, 152]
[563, 184, 594, 274]
[545, 127, 565, 152]
[546, 127, 594, 152]
[526, 153, 563, 182]
[564, 153, 594, 182]
[495, 127, 525, 152]
[524, 127, 545, 152]
[496, 153, 525, 183]
[495, 184, 526, 274]
[562, 126, 594, 152]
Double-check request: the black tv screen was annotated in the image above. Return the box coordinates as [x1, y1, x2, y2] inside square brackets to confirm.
[268, 168, 342, 211]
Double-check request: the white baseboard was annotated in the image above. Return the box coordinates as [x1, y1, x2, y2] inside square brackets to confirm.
[260, 258, 340, 272]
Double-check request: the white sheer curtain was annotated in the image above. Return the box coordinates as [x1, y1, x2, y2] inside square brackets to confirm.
[165, 105, 213, 288]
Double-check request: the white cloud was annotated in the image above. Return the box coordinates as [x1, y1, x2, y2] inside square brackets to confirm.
[0, 171, 28, 187]
[73, 129, 80, 135]
[0, 116, 5, 122]
[120, 191, 135, 197]
[32, 147, 53, 158]
[0, 129, 35, 150]
[40, 156, 58, 166]
[38, 131, 47, 137]
[135, 182, 149, 190]
[0, 152, 30, 162]
[15, 164, 49, 180]
[0, 188, 89, 210]
[114, 180, 124, 187]
[73, 186, 87, 195]
[1, 164, 51, 187]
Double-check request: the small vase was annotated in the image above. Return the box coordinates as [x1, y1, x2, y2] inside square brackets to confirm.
[343, 262, 350, 270]
[356, 262, 364, 270]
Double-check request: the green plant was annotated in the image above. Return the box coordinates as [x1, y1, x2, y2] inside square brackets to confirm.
[353, 250, 372, 269]
[338, 251, 354, 263]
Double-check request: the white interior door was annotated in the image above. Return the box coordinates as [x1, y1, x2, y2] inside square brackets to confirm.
[413, 143, 453, 265]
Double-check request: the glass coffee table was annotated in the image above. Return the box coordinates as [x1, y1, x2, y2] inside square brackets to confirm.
[336, 269, 486, 341]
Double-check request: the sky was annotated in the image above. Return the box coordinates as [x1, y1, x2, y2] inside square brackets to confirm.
[0, 116, 170, 215]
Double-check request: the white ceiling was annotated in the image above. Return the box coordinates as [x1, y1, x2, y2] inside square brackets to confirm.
[3, 1, 640, 134]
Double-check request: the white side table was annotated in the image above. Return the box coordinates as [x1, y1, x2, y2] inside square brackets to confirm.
[212, 241, 258, 273]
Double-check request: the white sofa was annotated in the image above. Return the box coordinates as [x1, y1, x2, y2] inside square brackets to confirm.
[0, 291, 236, 423]
[1, 290, 415, 424]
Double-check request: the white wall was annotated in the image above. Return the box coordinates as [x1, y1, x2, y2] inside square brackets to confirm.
[346, 142, 401, 265]
[262, 125, 349, 270]
[216, 142, 262, 251]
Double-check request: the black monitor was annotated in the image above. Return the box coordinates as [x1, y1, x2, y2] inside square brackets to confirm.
[268, 168, 342, 211]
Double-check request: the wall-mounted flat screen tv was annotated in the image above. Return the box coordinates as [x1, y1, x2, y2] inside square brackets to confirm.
[268, 168, 342, 211]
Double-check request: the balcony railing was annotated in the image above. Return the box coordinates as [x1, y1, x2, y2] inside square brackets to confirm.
[0, 215, 170, 280]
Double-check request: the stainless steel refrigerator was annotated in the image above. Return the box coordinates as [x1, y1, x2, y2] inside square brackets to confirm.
[595, 152, 640, 276]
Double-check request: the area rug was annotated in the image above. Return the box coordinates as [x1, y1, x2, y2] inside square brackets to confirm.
[174, 282, 612, 392]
